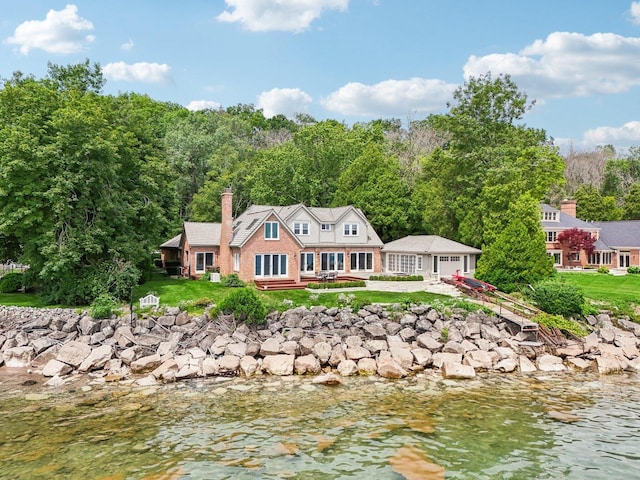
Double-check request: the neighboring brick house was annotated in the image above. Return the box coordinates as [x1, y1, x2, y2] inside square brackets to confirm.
[160, 189, 384, 282]
[382, 235, 481, 278]
[542, 200, 639, 269]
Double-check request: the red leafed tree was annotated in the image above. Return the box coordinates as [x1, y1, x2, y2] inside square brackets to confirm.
[557, 227, 596, 265]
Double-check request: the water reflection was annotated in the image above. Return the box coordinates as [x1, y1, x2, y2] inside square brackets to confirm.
[0, 372, 638, 479]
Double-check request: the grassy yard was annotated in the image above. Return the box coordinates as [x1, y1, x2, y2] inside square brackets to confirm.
[558, 272, 640, 316]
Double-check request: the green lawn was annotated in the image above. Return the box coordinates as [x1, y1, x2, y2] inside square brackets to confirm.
[0, 292, 48, 308]
[558, 272, 640, 318]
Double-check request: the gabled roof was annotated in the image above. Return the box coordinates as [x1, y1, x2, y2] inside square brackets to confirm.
[383, 235, 482, 254]
[593, 220, 640, 248]
[541, 204, 599, 231]
[183, 222, 221, 247]
[160, 234, 181, 249]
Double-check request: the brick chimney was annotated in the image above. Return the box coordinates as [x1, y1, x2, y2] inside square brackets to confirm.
[219, 188, 233, 274]
[560, 199, 577, 218]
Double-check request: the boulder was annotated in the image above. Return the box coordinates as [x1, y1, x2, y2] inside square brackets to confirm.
[337, 359, 359, 376]
[345, 346, 371, 361]
[130, 354, 163, 374]
[217, 355, 240, 376]
[377, 351, 407, 379]
[363, 323, 386, 339]
[357, 357, 378, 375]
[328, 344, 346, 367]
[442, 361, 476, 379]
[239, 356, 258, 377]
[262, 354, 295, 376]
[442, 341, 466, 355]
[494, 358, 517, 373]
[294, 354, 321, 375]
[312, 372, 342, 385]
[298, 336, 315, 356]
[30, 337, 57, 355]
[201, 358, 219, 377]
[463, 350, 496, 370]
[536, 354, 566, 372]
[566, 357, 593, 372]
[260, 337, 281, 356]
[153, 359, 179, 380]
[390, 346, 414, 369]
[78, 345, 113, 372]
[431, 352, 463, 369]
[42, 359, 73, 377]
[411, 348, 432, 367]
[281, 340, 299, 356]
[593, 354, 624, 374]
[416, 333, 442, 352]
[312, 342, 332, 365]
[56, 341, 91, 368]
[224, 342, 247, 358]
[518, 355, 537, 373]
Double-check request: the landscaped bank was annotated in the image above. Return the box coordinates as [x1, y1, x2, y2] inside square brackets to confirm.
[1, 303, 639, 387]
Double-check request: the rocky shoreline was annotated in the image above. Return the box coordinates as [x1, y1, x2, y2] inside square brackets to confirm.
[1, 303, 639, 389]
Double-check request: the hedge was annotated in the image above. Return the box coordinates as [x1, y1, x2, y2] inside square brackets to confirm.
[307, 280, 366, 289]
[368, 275, 424, 281]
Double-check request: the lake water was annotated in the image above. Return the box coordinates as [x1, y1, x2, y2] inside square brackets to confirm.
[0, 370, 639, 479]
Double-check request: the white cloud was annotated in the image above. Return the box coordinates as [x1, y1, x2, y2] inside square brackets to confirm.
[217, 0, 349, 32]
[121, 39, 134, 51]
[322, 78, 457, 117]
[257, 88, 312, 118]
[583, 121, 640, 146]
[464, 32, 640, 99]
[5, 4, 94, 54]
[103, 62, 172, 83]
[631, 2, 640, 25]
[186, 100, 222, 111]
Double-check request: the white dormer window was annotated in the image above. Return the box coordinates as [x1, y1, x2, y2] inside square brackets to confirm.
[265, 221, 279, 240]
[293, 222, 309, 235]
[321, 223, 332, 231]
[343, 223, 359, 236]
[542, 211, 558, 222]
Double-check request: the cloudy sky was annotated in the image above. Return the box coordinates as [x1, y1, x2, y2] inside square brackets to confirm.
[3, 1, 640, 152]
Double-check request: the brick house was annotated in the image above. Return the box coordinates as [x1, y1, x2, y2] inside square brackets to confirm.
[160, 189, 384, 283]
[542, 200, 639, 269]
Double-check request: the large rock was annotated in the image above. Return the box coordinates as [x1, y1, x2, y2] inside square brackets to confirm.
[294, 354, 321, 375]
[312, 342, 332, 364]
[518, 355, 537, 373]
[357, 357, 378, 375]
[56, 341, 91, 368]
[416, 333, 442, 352]
[377, 351, 407, 379]
[217, 355, 241, 375]
[78, 345, 113, 372]
[593, 354, 624, 374]
[328, 344, 346, 367]
[31, 337, 57, 355]
[42, 359, 73, 377]
[345, 346, 371, 361]
[239, 356, 258, 377]
[494, 358, 517, 373]
[431, 352, 463, 369]
[3, 346, 35, 368]
[312, 372, 342, 385]
[442, 361, 476, 379]
[390, 346, 414, 370]
[262, 354, 295, 376]
[411, 348, 432, 367]
[463, 350, 496, 370]
[480, 324, 502, 343]
[536, 354, 566, 372]
[260, 337, 281, 356]
[153, 358, 179, 380]
[337, 359, 359, 376]
[566, 357, 593, 372]
[130, 353, 163, 373]
[363, 323, 387, 339]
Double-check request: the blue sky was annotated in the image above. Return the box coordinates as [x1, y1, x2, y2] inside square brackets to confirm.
[3, 1, 640, 153]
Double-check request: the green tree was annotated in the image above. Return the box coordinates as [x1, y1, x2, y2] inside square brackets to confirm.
[475, 194, 555, 292]
[623, 183, 640, 220]
[415, 73, 564, 247]
[333, 145, 414, 242]
[0, 62, 174, 304]
[574, 184, 623, 221]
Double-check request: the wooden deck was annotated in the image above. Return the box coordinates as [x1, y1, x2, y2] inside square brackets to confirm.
[254, 275, 365, 291]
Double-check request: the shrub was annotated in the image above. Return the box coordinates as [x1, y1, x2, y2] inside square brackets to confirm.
[533, 313, 588, 338]
[221, 273, 245, 287]
[307, 280, 366, 289]
[91, 293, 119, 319]
[199, 272, 211, 282]
[597, 266, 610, 274]
[529, 280, 584, 317]
[0, 272, 24, 293]
[627, 266, 640, 274]
[216, 288, 266, 325]
[368, 275, 424, 281]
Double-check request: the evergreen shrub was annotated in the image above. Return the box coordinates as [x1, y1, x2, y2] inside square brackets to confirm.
[307, 280, 366, 289]
[216, 288, 266, 325]
[221, 273, 245, 287]
[91, 293, 119, 319]
[529, 280, 584, 317]
[0, 272, 24, 293]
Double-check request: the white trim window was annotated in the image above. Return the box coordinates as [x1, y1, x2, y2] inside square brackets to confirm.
[293, 222, 310, 235]
[321, 223, 332, 231]
[416, 255, 423, 271]
[388, 254, 416, 274]
[264, 221, 279, 240]
[234, 253, 240, 271]
[195, 252, 214, 273]
[433, 255, 439, 274]
[300, 252, 315, 272]
[542, 211, 558, 221]
[343, 223, 359, 236]
[350, 252, 373, 271]
[545, 231, 557, 242]
[255, 254, 287, 277]
[321, 252, 345, 271]
[463, 255, 469, 273]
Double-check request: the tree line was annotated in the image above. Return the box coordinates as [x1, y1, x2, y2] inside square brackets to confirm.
[1, 61, 638, 304]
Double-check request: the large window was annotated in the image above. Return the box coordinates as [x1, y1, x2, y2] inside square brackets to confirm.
[588, 251, 612, 265]
[293, 222, 309, 235]
[264, 222, 279, 240]
[195, 252, 214, 273]
[542, 211, 558, 221]
[545, 231, 557, 242]
[343, 223, 358, 236]
[255, 254, 287, 277]
[350, 252, 373, 271]
[321, 252, 345, 271]
[300, 252, 315, 272]
[388, 254, 416, 274]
